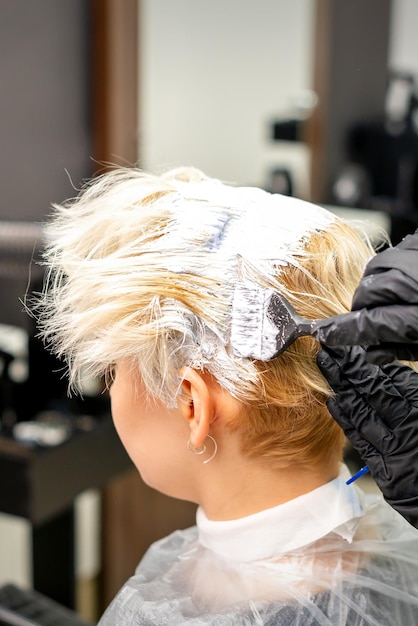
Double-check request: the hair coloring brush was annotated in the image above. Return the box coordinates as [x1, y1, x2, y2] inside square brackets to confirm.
[230, 284, 332, 361]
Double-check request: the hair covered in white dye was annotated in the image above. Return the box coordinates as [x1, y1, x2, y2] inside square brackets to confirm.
[37, 166, 375, 469]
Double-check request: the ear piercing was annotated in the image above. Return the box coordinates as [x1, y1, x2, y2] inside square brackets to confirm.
[187, 434, 218, 464]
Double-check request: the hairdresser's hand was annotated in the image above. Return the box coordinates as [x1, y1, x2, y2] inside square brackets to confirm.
[317, 345, 418, 528]
[315, 231, 418, 363]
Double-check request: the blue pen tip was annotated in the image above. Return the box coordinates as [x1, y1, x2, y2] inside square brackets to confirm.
[346, 466, 370, 485]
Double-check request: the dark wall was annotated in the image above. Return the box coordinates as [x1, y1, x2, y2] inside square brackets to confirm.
[0, 0, 92, 222]
[309, 0, 392, 204]
[325, 0, 391, 197]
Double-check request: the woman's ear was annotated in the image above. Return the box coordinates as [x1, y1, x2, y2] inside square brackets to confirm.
[178, 367, 213, 449]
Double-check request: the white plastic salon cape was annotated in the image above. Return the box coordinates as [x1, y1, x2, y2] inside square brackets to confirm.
[98, 466, 418, 625]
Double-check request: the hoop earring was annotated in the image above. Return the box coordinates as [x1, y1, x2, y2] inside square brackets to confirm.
[187, 435, 218, 464]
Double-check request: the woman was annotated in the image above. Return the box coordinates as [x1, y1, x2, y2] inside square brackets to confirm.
[37, 167, 418, 624]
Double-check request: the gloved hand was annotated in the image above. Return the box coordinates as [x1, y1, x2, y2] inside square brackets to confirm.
[317, 345, 418, 528]
[315, 231, 418, 363]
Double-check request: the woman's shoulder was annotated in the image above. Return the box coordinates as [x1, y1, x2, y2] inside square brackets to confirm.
[137, 525, 199, 575]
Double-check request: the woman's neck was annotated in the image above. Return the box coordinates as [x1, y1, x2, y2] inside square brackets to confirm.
[197, 455, 339, 521]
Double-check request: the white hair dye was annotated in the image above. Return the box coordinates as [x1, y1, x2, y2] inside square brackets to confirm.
[158, 182, 337, 292]
[166, 181, 335, 259]
[38, 168, 339, 406]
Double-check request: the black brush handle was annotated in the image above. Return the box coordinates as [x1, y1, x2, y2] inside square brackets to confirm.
[267, 293, 320, 356]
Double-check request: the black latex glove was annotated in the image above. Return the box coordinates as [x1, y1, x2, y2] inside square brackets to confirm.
[317, 345, 418, 528]
[315, 230, 418, 363]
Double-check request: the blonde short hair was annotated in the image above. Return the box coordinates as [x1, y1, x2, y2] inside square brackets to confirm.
[37, 167, 375, 470]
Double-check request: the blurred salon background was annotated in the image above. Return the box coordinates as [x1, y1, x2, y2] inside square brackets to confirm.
[0, 1, 417, 623]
